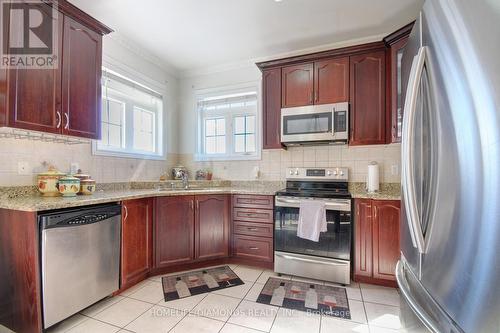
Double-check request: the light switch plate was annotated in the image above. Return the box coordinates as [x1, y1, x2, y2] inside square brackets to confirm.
[391, 164, 399, 176]
[17, 162, 30, 175]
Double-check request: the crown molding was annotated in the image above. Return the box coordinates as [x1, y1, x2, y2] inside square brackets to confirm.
[179, 33, 387, 79]
[106, 32, 180, 78]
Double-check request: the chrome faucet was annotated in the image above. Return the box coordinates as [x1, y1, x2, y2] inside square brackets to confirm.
[180, 170, 189, 189]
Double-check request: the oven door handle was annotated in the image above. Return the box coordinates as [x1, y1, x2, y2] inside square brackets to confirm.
[275, 197, 351, 211]
[278, 253, 349, 266]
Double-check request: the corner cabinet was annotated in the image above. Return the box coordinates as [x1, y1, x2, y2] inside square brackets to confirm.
[262, 68, 283, 149]
[354, 198, 400, 287]
[0, 0, 112, 139]
[349, 50, 386, 145]
[154, 195, 230, 269]
[121, 198, 153, 289]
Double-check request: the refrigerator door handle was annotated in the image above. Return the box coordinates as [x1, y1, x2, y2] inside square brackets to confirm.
[396, 261, 440, 333]
[402, 46, 427, 254]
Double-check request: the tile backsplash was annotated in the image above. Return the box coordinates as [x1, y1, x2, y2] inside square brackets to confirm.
[179, 144, 401, 183]
[0, 137, 400, 186]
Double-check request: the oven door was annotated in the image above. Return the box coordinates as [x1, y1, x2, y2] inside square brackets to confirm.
[274, 196, 351, 261]
[281, 106, 334, 143]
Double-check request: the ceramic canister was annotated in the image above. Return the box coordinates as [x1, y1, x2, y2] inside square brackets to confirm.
[58, 176, 81, 197]
[79, 179, 96, 195]
[37, 167, 66, 196]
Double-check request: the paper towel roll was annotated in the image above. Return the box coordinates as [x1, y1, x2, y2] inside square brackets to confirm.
[367, 162, 380, 193]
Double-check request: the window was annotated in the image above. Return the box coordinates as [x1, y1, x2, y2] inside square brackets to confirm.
[196, 87, 260, 161]
[93, 68, 164, 159]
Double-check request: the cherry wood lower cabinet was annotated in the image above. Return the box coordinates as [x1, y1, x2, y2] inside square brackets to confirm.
[231, 194, 274, 263]
[354, 199, 400, 286]
[121, 198, 153, 289]
[154, 195, 230, 269]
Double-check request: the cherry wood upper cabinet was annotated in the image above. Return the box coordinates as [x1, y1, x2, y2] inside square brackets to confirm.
[121, 198, 153, 288]
[262, 68, 283, 149]
[349, 50, 386, 145]
[195, 195, 229, 260]
[372, 200, 400, 281]
[354, 199, 373, 278]
[282, 63, 314, 108]
[155, 196, 195, 268]
[3, 5, 63, 134]
[61, 16, 102, 139]
[314, 57, 349, 104]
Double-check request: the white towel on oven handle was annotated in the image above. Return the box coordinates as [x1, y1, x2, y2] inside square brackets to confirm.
[297, 200, 327, 242]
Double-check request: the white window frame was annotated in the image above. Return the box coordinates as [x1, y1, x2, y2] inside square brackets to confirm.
[92, 63, 166, 160]
[194, 82, 262, 161]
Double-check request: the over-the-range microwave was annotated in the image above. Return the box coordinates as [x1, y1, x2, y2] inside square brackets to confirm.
[280, 102, 349, 146]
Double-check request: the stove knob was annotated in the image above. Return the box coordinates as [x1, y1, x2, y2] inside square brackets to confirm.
[289, 170, 293, 175]
[327, 171, 332, 176]
[294, 169, 299, 175]
[333, 170, 338, 176]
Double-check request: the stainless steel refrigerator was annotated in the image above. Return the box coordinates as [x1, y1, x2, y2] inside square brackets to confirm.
[397, 0, 500, 332]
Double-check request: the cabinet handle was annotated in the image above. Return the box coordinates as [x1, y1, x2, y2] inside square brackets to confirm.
[310, 91, 313, 103]
[123, 205, 128, 221]
[196, 200, 199, 211]
[314, 90, 318, 102]
[247, 227, 258, 231]
[373, 206, 377, 219]
[56, 111, 61, 129]
[249, 247, 259, 250]
[190, 201, 194, 210]
[64, 112, 69, 130]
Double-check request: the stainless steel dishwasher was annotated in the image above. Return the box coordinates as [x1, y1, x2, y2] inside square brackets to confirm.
[39, 203, 121, 329]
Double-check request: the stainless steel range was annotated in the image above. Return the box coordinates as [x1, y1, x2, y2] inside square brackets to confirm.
[274, 167, 351, 285]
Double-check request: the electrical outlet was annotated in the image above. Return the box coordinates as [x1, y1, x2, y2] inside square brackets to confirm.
[70, 162, 79, 175]
[17, 162, 30, 175]
[391, 164, 399, 176]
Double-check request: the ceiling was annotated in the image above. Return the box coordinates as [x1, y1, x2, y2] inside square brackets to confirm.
[69, 0, 423, 74]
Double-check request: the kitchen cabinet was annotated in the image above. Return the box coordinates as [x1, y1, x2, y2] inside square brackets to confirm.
[121, 198, 153, 289]
[232, 194, 274, 262]
[282, 63, 314, 107]
[155, 196, 195, 267]
[155, 194, 230, 269]
[61, 16, 103, 139]
[349, 50, 386, 145]
[314, 57, 349, 104]
[262, 68, 283, 149]
[195, 195, 230, 260]
[354, 198, 400, 286]
[0, 0, 111, 139]
[384, 22, 413, 143]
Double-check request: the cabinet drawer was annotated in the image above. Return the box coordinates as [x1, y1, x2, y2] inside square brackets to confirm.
[233, 207, 273, 224]
[232, 195, 274, 210]
[233, 221, 273, 237]
[233, 235, 273, 262]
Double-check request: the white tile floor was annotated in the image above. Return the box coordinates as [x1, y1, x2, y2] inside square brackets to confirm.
[47, 265, 406, 333]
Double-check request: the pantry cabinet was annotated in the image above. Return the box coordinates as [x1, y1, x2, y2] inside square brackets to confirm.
[154, 195, 230, 269]
[262, 68, 283, 149]
[0, 0, 112, 139]
[121, 198, 153, 288]
[354, 198, 400, 286]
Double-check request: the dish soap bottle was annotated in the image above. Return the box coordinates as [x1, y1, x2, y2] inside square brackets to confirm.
[270, 282, 286, 306]
[305, 284, 318, 309]
[175, 277, 191, 298]
[202, 270, 219, 289]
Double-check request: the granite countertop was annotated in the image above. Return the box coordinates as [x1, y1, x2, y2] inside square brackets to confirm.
[0, 182, 283, 212]
[349, 182, 401, 200]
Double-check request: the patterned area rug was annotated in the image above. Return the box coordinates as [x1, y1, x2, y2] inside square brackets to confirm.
[161, 266, 244, 301]
[257, 277, 351, 319]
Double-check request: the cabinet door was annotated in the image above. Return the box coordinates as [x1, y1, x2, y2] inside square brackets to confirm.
[372, 200, 400, 281]
[354, 199, 373, 278]
[121, 198, 153, 288]
[262, 68, 282, 149]
[155, 196, 195, 267]
[61, 15, 102, 139]
[389, 37, 408, 143]
[314, 57, 349, 104]
[282, 63, 314, 108]
[195, 195, 229, 260]
[6, 4, 62, 134]
[349, 51, 386, 145]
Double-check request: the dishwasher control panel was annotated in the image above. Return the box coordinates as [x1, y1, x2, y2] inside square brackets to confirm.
[39, 203, 122, 230]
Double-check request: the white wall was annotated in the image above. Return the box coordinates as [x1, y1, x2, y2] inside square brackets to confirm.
[0, 36, 179, 186]
[178, 65, 401, 183]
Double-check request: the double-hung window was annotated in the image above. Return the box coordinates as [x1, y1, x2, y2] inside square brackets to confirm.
[196, 88, 259, 161]
[93, 68, 164, 159]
